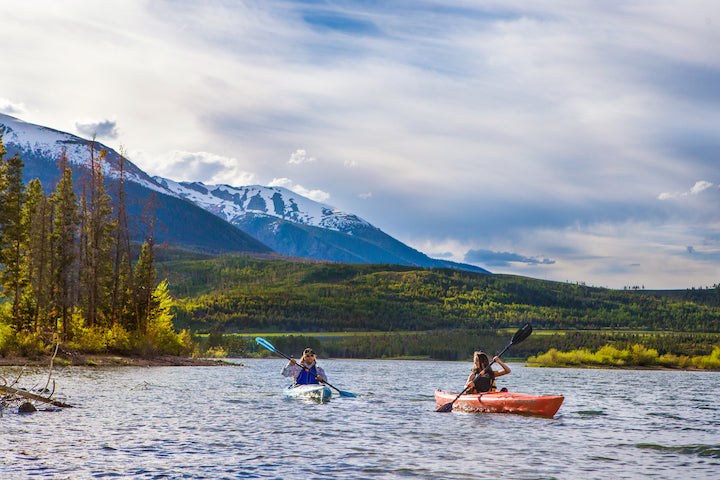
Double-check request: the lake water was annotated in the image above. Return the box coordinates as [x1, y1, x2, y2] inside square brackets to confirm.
[1, 359, 718, 479]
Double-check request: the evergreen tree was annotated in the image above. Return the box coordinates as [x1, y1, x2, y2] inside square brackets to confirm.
[81, 148, 115, 327]
[111, 148, 133, 327]
[0, 150, 29, 327]
[51, 163, 79, 341]
[25, 178, 53, 332]
[134, 241, 156, 334]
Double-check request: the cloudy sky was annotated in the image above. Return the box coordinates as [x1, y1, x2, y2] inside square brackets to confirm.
[2, 0, 720, 289]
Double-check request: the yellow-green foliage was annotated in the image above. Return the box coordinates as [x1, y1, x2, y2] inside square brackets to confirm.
[529, 343, 720, 369]
[13, 331, 48, 359]
[0, 322, 14, 355]
[144, 280, 193, 356]
[0, 317, 46, 358]
[68, 316, 107, 353]
[2, 280, 195, 357]
[692, 347, 720, 369]
[105, 323, 132, 352]
[204, 346, 228, 358]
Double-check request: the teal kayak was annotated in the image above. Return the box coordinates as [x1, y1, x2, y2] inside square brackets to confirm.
[283, 384, 333, 402]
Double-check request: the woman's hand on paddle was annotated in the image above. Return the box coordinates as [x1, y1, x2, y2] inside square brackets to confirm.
[316, 374, 324, 382]
[289, 358, 297, 366]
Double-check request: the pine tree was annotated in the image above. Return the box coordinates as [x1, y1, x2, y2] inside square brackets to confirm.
[51, 161, 79, 341]
[0, 133, 6, 254]
[81, 148, 115, 328]
[111, 148, 133, 327]
[25, 178, 53, 332]
[0, 150, 29, 328]
[133, 241, 156, 334]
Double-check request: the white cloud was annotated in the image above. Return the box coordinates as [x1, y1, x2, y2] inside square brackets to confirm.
[690, 180, 714, 195]
[288, 149, 315, 165]
[3, 0, 720, 288]
[358, 192, 372, 199]
[659, 180, 715, 200]
[139, 150, 256, 186]
[75, 118, 119, 139]
[269, 177, 330, 202]
[0, 98, 26, 115]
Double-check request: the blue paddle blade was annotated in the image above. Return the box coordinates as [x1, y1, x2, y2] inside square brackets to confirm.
[255, 337, 277, 352]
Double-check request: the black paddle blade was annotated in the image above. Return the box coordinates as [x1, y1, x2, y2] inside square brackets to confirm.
[436, 402, 454, 413]
[511, 323, 533, 345]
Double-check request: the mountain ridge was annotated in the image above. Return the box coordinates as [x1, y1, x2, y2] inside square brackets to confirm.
[155, 177, 489, 272]
[0, 113, 272, 255]
[0, 113, 488, 272]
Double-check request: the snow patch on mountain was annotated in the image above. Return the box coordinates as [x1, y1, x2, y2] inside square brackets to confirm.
[0, 113, 172, 196]
[154, 177, 373, 233]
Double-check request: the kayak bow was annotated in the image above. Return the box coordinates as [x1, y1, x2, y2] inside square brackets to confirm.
[434, 390, 564, 417]
[284, 384, 333, 403]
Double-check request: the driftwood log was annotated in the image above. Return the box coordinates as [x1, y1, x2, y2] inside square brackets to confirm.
[1, 343, 75, 410]
[0, 384, 74, 408]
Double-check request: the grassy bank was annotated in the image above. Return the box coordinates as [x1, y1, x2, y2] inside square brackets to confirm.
[527, 344, 720, 370]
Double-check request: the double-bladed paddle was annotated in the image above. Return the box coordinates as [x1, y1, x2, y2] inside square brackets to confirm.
[255, 337, 357, 398]
[435, 323, 533, 412]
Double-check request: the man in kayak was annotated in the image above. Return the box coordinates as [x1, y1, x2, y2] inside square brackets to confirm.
[464, 351, 511, 393]
[281, 347, 327, 385]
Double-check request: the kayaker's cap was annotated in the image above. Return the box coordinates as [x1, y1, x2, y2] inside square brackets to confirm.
[303, 348, 316, 357]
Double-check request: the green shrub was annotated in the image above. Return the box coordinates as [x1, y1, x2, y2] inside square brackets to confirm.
[14, 332, 48, 359]
[105, 323, 132, 353]
[692, 347, 720, 369]
[0, 322, 15, 356]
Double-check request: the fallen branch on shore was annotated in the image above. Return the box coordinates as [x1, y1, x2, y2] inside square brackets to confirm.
[0, 384, 74, 408]
[0, 342, 74, 413]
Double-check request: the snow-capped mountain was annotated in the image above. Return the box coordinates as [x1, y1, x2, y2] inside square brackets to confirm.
[0, 113, 271, 255]
[0, 113, 487, 272]
[155, 178, 489, 272]
[153, 178, 372, 233]
[0, 113, 170, 196]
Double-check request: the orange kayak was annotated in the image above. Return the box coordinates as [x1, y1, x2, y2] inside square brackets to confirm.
[435, 390, 564, 417]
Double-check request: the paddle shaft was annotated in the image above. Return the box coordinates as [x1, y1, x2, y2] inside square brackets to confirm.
[256, 338, 352, 396]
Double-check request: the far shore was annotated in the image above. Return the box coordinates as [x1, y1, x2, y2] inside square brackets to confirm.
[0, 354, 240, 368]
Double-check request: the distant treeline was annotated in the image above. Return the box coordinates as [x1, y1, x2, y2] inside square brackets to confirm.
[196, 330, 720, 363]
[158, 255, 720, 334]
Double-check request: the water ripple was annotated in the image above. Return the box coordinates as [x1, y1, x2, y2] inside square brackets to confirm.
[1, 361, 718, 479]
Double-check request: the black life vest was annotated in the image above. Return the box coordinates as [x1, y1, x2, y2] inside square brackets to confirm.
[469, 369, 496, 393]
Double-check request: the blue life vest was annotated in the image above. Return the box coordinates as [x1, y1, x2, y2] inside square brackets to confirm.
[296, 364, 319, 385]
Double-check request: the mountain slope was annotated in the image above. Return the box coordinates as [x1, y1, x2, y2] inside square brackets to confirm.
[155, 178, 489, 272]
[0, 113, 272, 255]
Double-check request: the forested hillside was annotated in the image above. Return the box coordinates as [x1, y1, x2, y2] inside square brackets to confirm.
[159, 255, 720, 334]
[0, 134, 190, 357]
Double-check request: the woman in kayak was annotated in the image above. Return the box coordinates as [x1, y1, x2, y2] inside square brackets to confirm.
[464, 351, 511, 393]
[281, 347, 327, 385]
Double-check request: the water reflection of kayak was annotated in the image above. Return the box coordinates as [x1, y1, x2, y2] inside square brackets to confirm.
[284, 384, 333, 402]
[434, 390, 564, 417]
